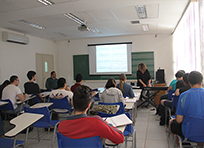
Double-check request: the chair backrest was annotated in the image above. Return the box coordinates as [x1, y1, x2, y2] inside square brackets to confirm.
[0, 99, 14, 111]
[57, 132, 103, 148]
[168, 89, 175, 100]
[184, 116, 204, 142]
[92, 89, 99, 101]
[24, 106, 51, 127]
[172, 95, 179, 109]
[124, 112, 133, 134]
[32, 94, 40, 104]
[98, 102, 125, 118]
[49, 97, 71, 110]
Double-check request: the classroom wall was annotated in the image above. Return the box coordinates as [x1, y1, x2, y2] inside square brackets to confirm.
[57, 34, 174, 88]
[0, 28, 58, 90]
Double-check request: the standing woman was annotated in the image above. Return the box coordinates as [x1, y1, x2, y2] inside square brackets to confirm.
[117, 74, 135, 98]
[137, 63, 151, 88]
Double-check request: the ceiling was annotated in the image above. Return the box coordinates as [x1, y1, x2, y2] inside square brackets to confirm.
[0, 0, 189, 41]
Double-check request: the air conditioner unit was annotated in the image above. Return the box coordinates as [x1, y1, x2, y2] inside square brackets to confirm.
[2, 31, 29, 45]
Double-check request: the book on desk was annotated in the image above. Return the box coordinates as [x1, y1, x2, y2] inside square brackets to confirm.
[104, 114, 132, 127]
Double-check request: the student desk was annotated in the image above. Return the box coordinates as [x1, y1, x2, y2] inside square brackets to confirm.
[5, 113, 44, 148]
[0, 101, 9, 106]
[16, 95, 36, 105]
[125, 97, 139, 124]
[30, 102, 53, 108]
[41, 91, 51, 98]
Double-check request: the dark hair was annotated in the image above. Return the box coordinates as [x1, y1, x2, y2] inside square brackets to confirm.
[27, 70, 36, 80]
[10, 75, 18, 83]
[179, 70, 185, 74]
[175, 70, 184, 78]
[105, 78, 116, 89]
[188, 71, 203, 85]
[73, 85, 92, 112]
[183, 73, 189, 85]
[58, 77, 66, 88]
[1, 80, 10, 87]
[76, 74, 83, 82]
[51, 71, 56, 76]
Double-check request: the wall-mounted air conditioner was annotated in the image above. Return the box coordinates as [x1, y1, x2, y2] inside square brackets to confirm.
[2, 31, 29, 45]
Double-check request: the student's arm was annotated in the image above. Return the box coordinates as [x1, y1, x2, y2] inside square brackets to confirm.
[175, 89, 180, 96]
[17, 93, 27, 102]
[176, 115, 184, 123]
[38, 93, 45, 102]
[167, 86, 173, 92]
[129, 86, 135, 98]
[94, 117, 124, 144]
[91, 91, 97, 97]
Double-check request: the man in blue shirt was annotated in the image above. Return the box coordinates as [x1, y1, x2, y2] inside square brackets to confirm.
[170, 71, 204, 142]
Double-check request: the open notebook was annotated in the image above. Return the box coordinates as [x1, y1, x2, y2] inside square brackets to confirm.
[104, 114, 132, 127]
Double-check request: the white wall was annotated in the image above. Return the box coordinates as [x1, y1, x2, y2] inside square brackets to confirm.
[0, 28, 58, 90]
[57, 34, 174, 88]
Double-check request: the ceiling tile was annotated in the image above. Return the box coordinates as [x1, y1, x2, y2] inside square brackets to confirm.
[72, 11, 98, 24]
[0, 0, 20, 12]
[146, 3, 159, 18]
[86, 9, 118, 23]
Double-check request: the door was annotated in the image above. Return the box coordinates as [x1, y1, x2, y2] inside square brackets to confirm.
[36, 53, 54, 89]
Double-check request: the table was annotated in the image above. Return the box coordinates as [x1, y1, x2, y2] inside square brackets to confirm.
[0, 101, 9, 106]
[30, 103, 53, 108]
[5, 113, 44, 148]
[41, 91, 51, 97]
[16, 95, 36, 105]
[136, 86, 168, 109]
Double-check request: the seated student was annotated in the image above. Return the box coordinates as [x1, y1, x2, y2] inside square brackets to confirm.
[24, 70, 44, 105]
[0, 80, 10, 100]
[49, 77, 73, 100]
[45, 71, 58, 90]
[116, 74, 135, 98]
[71, 73, 83, 92]
[101, 78, 124, 104]
[0, 116, 4, 137]
[58, 85, 124, 144]
[169, 71, 204, 144]
[2, 75, 28, 112]
[161, 73, 190, 109]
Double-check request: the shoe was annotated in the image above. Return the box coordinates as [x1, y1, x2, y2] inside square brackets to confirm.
[159, 121, 165, 126]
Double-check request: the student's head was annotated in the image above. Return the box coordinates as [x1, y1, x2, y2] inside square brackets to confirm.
[57, 77, 66, 89]
[10, 75, 19, 86]
[188, 71, 203, 86]
[183, 73, 189, 86]
[1, 80, 10, 87]
[27, 70, 36, 80]
[76, 73, 83, 83]
[105, 78, 116, 89]
[119, 74, 126, 92]
[138, 63, 146, 72]
[175, 71, 184, 79]
[72, 85, 92, 112]
[51, 71, 56, 78]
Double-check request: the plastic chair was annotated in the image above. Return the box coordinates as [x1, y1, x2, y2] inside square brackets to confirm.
[0, 138, 24, 148]
[173, 116, 204, 148]
[57, 132, 103, 148]
[23, 106, 60, 147]
[0, 99, 18, 120]
[92, 88, 100, 101]
[97, 102, 125, 118]
[123, 112, 136, 148]
[49, 97, 73, 118]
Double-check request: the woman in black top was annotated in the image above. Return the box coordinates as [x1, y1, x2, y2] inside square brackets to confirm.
[137, 63, 151, 88]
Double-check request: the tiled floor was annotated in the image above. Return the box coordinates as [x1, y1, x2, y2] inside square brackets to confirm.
[2, 107, 175, 148]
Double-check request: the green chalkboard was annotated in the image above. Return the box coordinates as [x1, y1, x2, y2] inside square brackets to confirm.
[73, 52, 154, 80]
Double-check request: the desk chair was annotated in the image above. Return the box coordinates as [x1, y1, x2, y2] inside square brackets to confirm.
[24, 106, 60, 147]
[57, 132, 103, 148]
[0, 138, 24, 148]
[49, 97, 73, 119]
[0, 99, 18, 120]
[123, 112, 136, 148]
[173, 116, 204, 148]
[97, 102, 125, 118]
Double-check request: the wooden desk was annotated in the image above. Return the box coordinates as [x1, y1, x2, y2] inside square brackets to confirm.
[154, 83, 166, 106]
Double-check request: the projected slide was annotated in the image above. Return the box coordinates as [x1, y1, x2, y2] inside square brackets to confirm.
[96, 44, 128, 72]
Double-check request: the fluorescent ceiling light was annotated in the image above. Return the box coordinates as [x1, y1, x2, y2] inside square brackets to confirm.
[141, 24, 149, 31]
[38, 0, 54, 5]
[64, 13, 85, 25]
[136, 5, 147, 19]
[20, 20, 46, 30]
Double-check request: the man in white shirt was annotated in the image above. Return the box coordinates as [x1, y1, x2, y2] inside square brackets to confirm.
[50, 77, 73, 101]
[2, 75, 28, 112]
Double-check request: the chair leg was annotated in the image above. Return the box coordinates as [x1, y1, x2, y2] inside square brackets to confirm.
[37, 128, 40, 142]
[133, 129, 136, 148]
[178, 136, 183, 148]
[24, 127, 30, 146]
[125, 136, 127, 148]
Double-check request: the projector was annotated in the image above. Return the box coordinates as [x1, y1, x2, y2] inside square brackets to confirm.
[78, 25, 89, 31]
